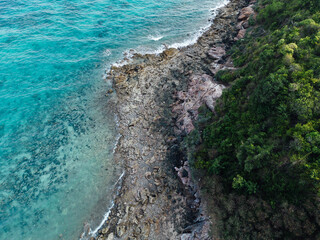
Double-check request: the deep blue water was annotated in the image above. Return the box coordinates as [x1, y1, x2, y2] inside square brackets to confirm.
[0, 0, 227, 239]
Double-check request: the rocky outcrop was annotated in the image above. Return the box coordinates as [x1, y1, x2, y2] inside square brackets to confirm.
[234, 3, 256, 40]
[93, 0, 253, 239]
[238, 5, 255, 20]
[172, 74, 225, 134]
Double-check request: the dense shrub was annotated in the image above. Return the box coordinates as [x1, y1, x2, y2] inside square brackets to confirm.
[190, 0, 320, 238]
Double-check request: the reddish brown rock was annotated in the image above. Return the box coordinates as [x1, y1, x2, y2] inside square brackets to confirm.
[207, 45, 226, 60]
[236, 28, 247, 39]
[236, 20, 245, 30]
[238, 5, 254, 21]
[243, 20, 250, 29]
[172, 74, 225, 134]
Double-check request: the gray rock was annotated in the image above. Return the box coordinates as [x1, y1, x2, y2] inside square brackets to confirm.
[243, 20, 250, 29]
[102, 227, 109, 234]
[145, 171, 152, 180]
[106, 233, 114, 240]
[181, 233, 192, 240]
[116, 225, 126, 237]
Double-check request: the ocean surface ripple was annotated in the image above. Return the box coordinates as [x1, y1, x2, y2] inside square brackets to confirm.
[0, 0, 226, 239]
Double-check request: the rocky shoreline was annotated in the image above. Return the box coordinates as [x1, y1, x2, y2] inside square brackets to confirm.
[93, 0, 254, 239]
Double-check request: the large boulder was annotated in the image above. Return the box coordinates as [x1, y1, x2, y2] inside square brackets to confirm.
[207, 45, 226, 60]
[238, 5, 254, 21]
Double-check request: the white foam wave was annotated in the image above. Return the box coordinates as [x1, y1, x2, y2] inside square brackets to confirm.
[148, 35, 164, 41]
[169, 0, 230, 49]
[103, 49, 112, 57]
[113, 171, 125, 188]
[86, 171, 125, 238]
[111, 49, 137, 67]
[211, 0, 230, 17]
[110, 0, 230, 68]
[112, 114, 121, 154]
[88, 202, 114, 237]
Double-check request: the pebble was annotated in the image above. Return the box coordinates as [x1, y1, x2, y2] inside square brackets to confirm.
[145, 171, 152, 179]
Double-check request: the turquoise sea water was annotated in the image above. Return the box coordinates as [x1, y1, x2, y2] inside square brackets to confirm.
[0, 0, 227, 239]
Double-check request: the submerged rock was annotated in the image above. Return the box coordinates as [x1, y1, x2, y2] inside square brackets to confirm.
[161, 48, 179, 58]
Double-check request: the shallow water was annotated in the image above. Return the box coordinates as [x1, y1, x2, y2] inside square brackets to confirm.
[0, 0, 227, 239]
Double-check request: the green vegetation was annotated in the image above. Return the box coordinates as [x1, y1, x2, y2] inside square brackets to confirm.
[190, 0, 320, 238]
